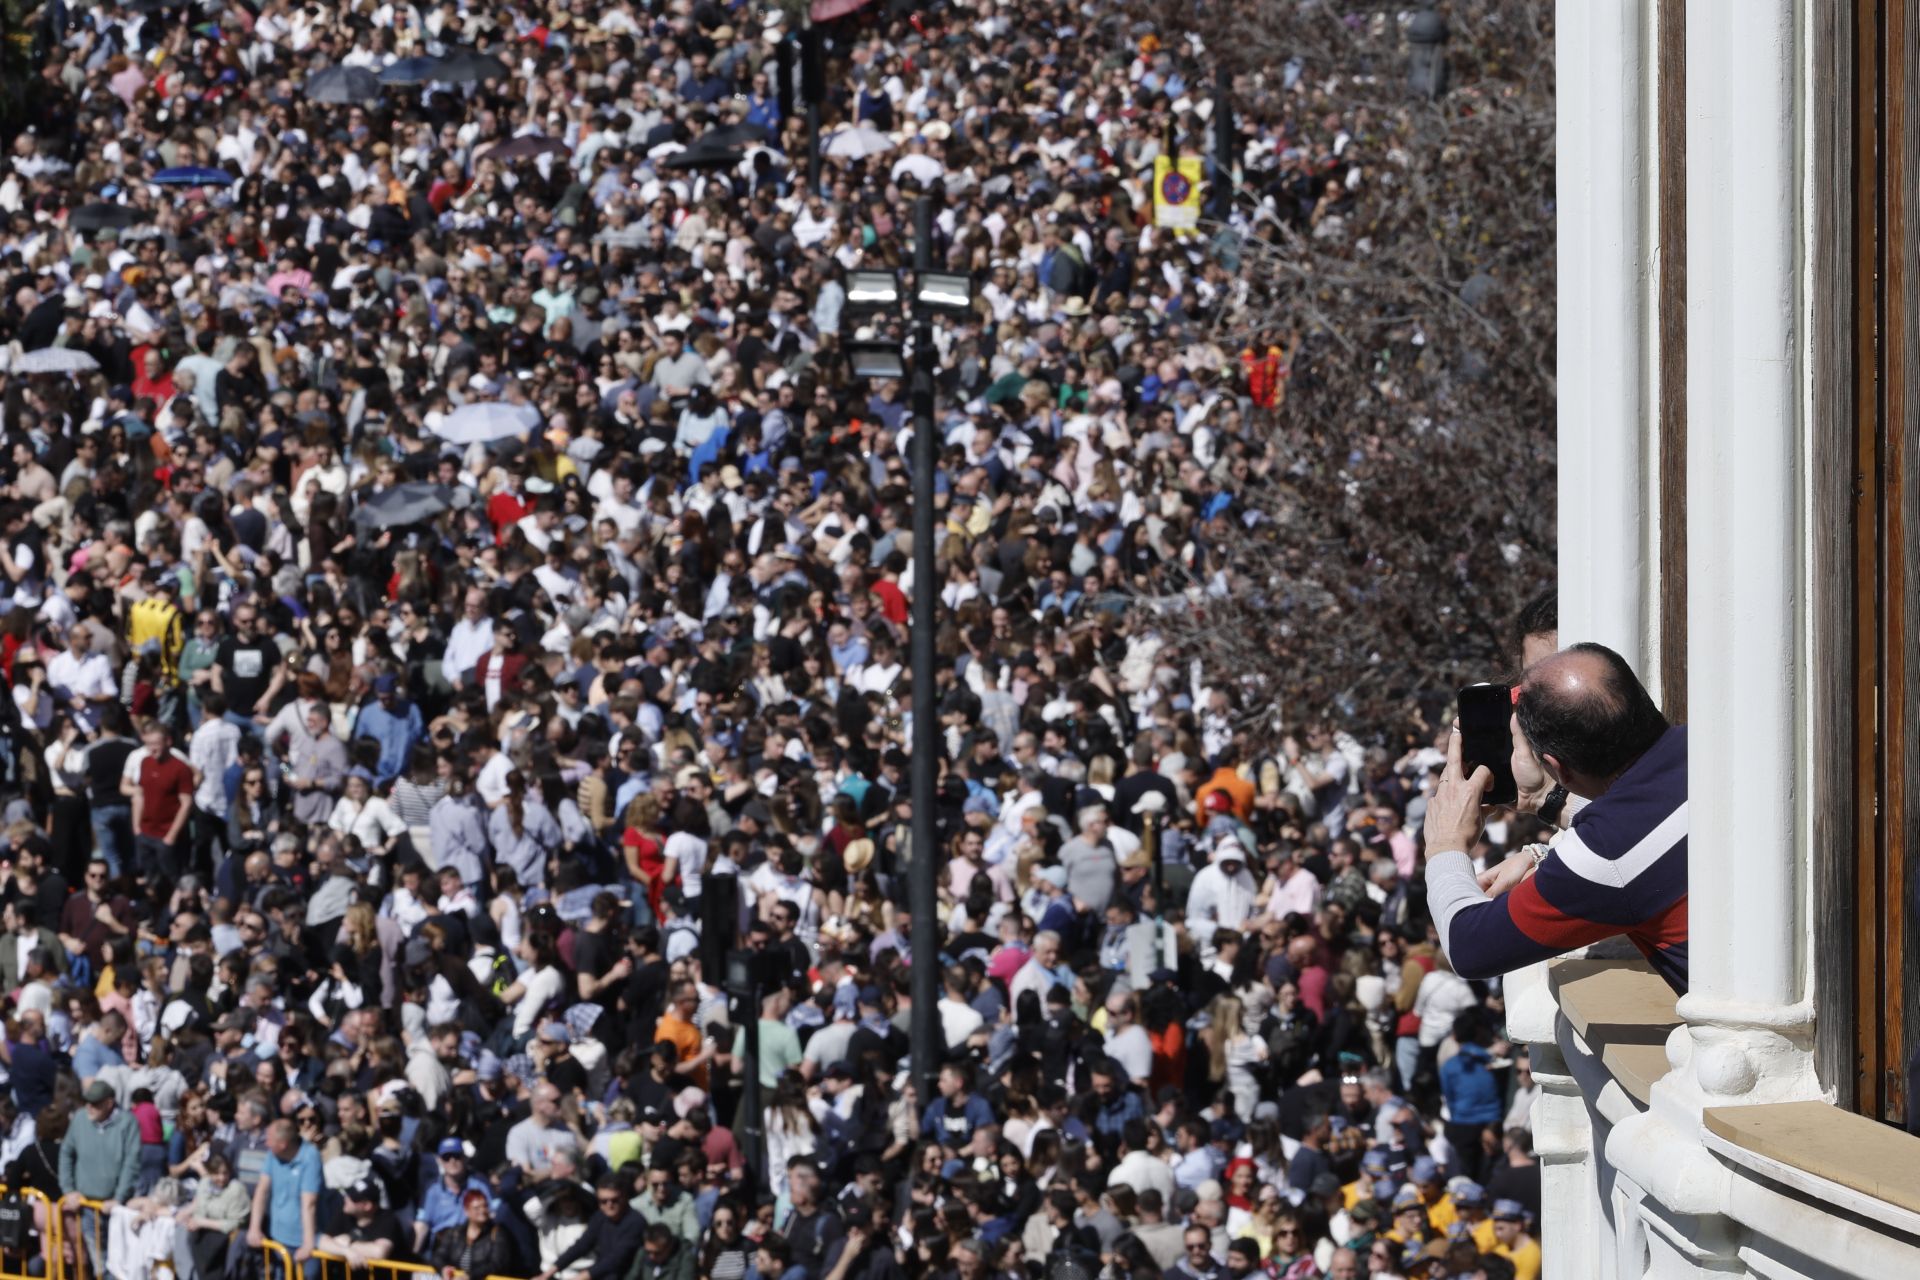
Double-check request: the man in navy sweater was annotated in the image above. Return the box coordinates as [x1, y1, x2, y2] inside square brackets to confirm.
[1423, 643, 1689, 993]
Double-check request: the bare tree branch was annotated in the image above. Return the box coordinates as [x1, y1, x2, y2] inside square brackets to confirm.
[1127, 0, 1556, 747]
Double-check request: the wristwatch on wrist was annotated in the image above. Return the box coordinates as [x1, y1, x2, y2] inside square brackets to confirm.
[1537, 784, 1569, 826]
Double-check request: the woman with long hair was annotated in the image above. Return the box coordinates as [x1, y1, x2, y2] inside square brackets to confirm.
[992, 1141, 1041, 1225]
[699, 1198, 751, 1280]
[166, 1089, 215, 1183]
[763, 1072, 818, 1199]
[620, 792, 669, 926]
[499, 928, 565, 1048]
[333, 901, 385, 1001]
[225, 762, 285, 859]
[1199, 993, 1268, 1123]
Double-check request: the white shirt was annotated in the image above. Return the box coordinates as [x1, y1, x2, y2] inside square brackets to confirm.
[190, 718, 241, 816]
[1105, 1022, 1154, 1084]
[11, 683, 49, 734]
[330, 795, 408, 848]
[443, 616, 494, 682]
[44, 738, 87, 793]
[939, 996, 985, 1050]
[18, 979, 52, 1018]
[45, 649, 115, 732]
[1010, 956, 1062, 1009]
[511, 965, 565, 1037]
[664, 831, 708, 899]
[1108, 1148, 1175, 1202]
[476, 752, 513, 806]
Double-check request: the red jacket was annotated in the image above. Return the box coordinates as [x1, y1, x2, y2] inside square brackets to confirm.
[472, 651, 527, 703]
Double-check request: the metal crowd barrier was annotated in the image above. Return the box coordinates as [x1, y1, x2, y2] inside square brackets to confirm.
[261, 1244, 447, 1280]
[68, 1198, 108, 1280]
[0, 1186, 58, 1280]
[365, 1261, 438, 1280]
[259, 1238, 297, 1280]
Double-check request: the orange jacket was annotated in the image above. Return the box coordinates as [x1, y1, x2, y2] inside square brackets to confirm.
[1194, 767, 1255, 826]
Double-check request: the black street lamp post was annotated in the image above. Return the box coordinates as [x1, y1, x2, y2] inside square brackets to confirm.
[842, 193, 972, 1097]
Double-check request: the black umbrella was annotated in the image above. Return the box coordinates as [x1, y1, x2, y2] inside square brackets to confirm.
[660, 136, 751, 172]
[306, 65, 383, 105]
[378, 56, 442, 85]
[354, 483, 455, 531]
[70, 203, 149, 232]
[482, 134, 571, 163]
[438, 52, 510, 83]
[698, 122, 775, 150]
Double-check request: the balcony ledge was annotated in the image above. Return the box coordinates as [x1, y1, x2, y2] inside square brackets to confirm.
[1703, 1102, 1920, 1235]
[1540, 957, 1920, 1242]
[1548, 956, 1682, 1046]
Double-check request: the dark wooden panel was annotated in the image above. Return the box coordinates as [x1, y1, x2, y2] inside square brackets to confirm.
[1811, 0, 1861, 1112]
[1852, 0, 1884, 1122]
[1885, 0, 1916, 1123]
[1811, 0, 1861, 1113]
[1656, 0, 1687, 724]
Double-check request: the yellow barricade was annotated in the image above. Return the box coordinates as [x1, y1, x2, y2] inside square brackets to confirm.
[267, 1246, 441, 1280]
[261, 1238, 298, 1280]
[0, 1186, 59, 1280]
[366, 1260, 438, 1280]
[68, 1199, 109, 1280]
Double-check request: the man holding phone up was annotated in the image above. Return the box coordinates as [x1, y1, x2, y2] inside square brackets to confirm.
[1421, 643, 1690, 993]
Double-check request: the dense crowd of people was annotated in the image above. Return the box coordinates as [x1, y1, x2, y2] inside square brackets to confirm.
[0, 1, 1546, 1279]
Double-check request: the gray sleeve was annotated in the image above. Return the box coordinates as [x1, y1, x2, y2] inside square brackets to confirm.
[1425, 849, 1490, 949]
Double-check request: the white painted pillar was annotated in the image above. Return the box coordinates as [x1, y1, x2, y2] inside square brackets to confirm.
[1556, 0, 1651, 677]
[1537, 8, 1653, 1271]
[1601, 4, 1819, 1268]
[1680, 0, 1809, 1037]
[1530, 1038, 1603, 1280]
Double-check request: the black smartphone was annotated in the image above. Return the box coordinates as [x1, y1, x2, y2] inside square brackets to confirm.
[1457, 682, 1519, 806]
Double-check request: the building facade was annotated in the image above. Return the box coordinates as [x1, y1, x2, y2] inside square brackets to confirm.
[1531, 0, 1920, 1276]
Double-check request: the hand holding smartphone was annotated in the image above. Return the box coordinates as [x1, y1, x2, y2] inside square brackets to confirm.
[1456, 683, 1520, 806]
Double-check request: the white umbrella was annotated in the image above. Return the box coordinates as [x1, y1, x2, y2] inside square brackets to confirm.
[825, 125, 895, 159]
[430, 400, 542, 445]
[9, 347, 101, 375]
[890, 153, 946, 185]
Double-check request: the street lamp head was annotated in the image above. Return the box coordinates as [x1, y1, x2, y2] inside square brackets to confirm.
[914, 271, 974, 314]
[846, 270, 903, 310]
[725, 948, 758, 999]
[846, 338, 907, 381]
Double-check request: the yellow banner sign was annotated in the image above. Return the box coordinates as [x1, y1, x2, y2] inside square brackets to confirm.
[1153, 155, 1204, 230]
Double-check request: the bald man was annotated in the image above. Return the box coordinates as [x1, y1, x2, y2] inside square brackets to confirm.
[1421, 642, 1689, 992]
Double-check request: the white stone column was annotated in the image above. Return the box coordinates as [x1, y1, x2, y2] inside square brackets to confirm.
[1673, 0, 1819, 1094]
[1537, 8, 1653, 1273]
[1593, 9, 1823, 1274]
[1530, 1037, 1604, 1280]
[1682, 0, 1798, 1018]
[1556, 0, 1651, 677]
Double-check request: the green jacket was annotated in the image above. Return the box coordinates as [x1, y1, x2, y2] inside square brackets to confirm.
[189, 1178, 254, 1234]
[632, 1192, 700, 1245]
[59, 1104, 140, 1202]
[0, 927, 62, 990]
[625, 1237, 697, 1280]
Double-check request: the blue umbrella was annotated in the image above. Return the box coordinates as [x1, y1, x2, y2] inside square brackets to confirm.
[378, 56, 442, 85]
[152, 166, 235, 186]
